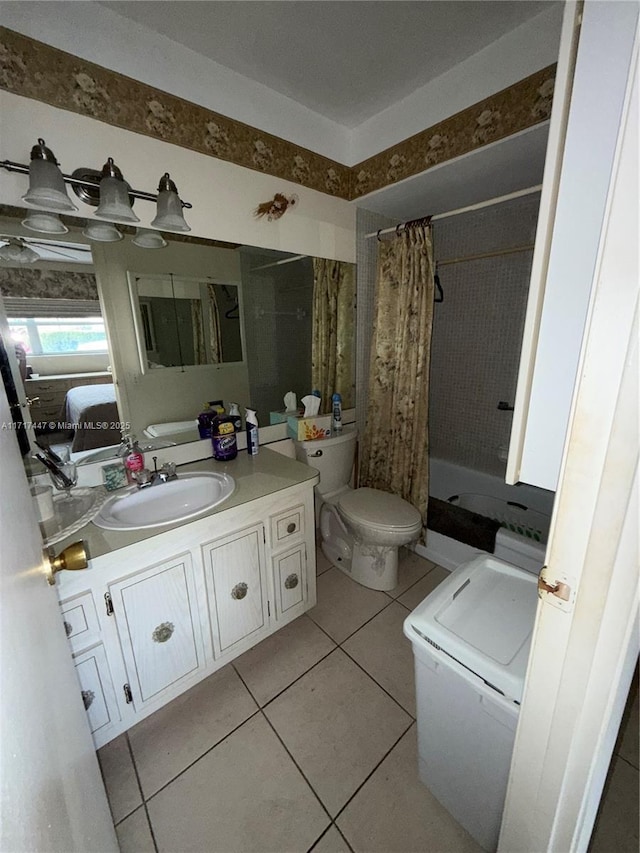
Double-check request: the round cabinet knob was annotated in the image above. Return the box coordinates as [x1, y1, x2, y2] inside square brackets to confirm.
[152, 621, 175, 643]
[231, 582, 248, 600]
[287, 522, 296, 534]
[64, 620, 73, 637]
[81, 689, 95, 710]
[284, 573, 299, 590]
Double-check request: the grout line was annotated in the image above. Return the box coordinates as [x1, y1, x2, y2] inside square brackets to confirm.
[338, 644, 416, 721]
[331, 720, 416, 825]
[243, 644, 339, 711]
[259, 707, 334, 824]
[125, 733, 159, 853]
[142, 706, 262, 803]
[334, 822, 356, 853]
[615, 753, 640, 773]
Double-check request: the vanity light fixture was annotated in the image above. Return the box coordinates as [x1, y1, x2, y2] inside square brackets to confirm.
[21, 210, 69, 235]
[94, 158, 140, 224]
[20, 139, 78, 213]
[150, 174, 191, 233]
[1, 138, 192, 231]
[82, 221, 123, 243]
[132, 228, 167, 249]
[0, 237, 39, 264]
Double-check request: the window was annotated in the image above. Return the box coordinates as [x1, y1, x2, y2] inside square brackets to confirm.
[3, 298, 107, 355]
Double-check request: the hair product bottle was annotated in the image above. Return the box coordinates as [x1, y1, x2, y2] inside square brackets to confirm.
[211, 414, 238, 461]
[245, 408, 259, 456]
[331, 392, 343, 433]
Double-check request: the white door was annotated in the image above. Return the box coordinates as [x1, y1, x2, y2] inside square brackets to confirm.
[0, 385, 117, 852]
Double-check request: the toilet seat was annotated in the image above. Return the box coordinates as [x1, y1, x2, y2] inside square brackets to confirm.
[338, 487, 422, 531]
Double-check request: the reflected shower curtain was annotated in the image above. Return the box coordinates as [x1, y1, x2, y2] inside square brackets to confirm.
[207, 284, 222, 364]
[190, 299, 207, 365]
[358, 223, 435, 533]
[311, 259, 355, 413]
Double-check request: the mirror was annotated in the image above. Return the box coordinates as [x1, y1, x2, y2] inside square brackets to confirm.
[0, 208, 355, 458]
[129, 275, 244, 370]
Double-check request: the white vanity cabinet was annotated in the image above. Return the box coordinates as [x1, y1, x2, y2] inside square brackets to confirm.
[55, 472, 317, 748]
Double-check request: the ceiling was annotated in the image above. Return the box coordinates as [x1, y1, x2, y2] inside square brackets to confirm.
[98, 1, 554, 126]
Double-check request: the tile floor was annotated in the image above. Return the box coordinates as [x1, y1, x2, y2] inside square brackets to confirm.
[98, 547, 638, 853]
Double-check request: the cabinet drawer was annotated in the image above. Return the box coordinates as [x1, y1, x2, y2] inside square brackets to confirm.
[108, 554, 204, 708]
[270, 505, 305, 549]
[272, 545, 307, 619]
[203, 524, 267, 653]
[60, 591, 100, 652]
[73, 644, 120, 736]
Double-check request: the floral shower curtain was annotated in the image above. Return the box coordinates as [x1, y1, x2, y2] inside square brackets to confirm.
[191, 299, 207, 364]
[311, 259, 355, 413]
[358, 222, 435, 531]
[206, 283, 222, 364]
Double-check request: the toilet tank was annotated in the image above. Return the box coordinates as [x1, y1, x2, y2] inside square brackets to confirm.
[294, 425, 357, 496]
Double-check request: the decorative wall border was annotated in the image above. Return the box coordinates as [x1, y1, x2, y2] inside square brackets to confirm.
[0, 27, 555, 203]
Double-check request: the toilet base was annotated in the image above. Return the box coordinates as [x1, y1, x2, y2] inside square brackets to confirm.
[321, 537, 399, 591]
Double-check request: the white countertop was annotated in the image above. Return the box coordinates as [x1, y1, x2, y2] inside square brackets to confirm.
[54, 447, 319, 559]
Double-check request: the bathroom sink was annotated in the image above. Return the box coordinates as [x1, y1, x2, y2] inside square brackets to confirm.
[92, 472, 235, 530]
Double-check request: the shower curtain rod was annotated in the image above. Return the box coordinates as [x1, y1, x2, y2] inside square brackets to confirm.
[364, 184, 542, 239]
[252, 254, 308, 271]
[438, 243, 535, 267]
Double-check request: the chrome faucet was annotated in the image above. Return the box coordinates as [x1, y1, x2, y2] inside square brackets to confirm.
[150, 456, 178, 485]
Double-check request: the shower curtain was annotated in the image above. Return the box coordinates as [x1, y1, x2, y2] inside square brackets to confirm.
[191, 299, 207, 364]
[206, 283, 222, 364]
[358, 222, 435, 532]
[311, 259, 355, 413]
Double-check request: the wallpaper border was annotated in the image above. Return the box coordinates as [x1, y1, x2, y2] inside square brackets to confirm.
[0, 27, 555, 203]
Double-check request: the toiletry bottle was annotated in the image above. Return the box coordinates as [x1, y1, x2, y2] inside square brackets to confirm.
[124, 436, 145, 484]
[245, 408, 259, 456]
[197, 402, 214, 439]
[211, 413, 238, 461]
[228, 402, 242, 432]
[332, 392, 343, 433]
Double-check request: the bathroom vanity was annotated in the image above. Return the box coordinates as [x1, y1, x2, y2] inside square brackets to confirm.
[54, 448, 318, 748]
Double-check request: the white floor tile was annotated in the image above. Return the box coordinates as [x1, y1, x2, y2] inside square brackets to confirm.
[129, 664, 258, 798]
[264, 648, 411, 816]
[115, 807, 155, 853]
[309, 567, 390, 643]
[386, 548, 436, 598]
[147, 714, 329, 853]
[397, 564, 450, 611]
[337, 725, 483, 853]
[310, 824, 352, 853]
[97, 734, 142, 824]
[343, 601, 416, 715]
[234, 614, 336, 706]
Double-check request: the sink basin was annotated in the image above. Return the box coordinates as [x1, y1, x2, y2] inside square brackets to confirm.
[92, 472, 235, 530]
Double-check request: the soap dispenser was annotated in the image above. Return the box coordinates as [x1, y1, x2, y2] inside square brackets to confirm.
[124, 436, 145, 484]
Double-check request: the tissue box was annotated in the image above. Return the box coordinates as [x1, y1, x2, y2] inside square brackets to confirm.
[287, 414, 332, 441]
[269, 410, 289, 425]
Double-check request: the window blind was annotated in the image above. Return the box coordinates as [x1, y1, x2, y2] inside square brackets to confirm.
[2, 297, 102, 318]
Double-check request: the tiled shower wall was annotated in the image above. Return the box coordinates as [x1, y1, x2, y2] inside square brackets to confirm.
[356, 192, 540, 479]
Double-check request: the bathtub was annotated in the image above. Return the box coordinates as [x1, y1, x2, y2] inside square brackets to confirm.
[416, 458, 556, 575]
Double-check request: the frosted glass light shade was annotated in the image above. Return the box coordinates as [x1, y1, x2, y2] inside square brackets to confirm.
[22, 211, 69, 235]
[0, 239, 39, 264]
[132, 228, 167, 249]
[151, 174, 190, 233]
[95, 175, 140, 224]
[82, 221, 123, 242]
[22, 158, 78, 213]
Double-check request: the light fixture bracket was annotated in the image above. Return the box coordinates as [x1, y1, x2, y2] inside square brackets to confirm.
[70, 167, 136, 210]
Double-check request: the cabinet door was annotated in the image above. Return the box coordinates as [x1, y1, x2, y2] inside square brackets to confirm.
[73, 644, 121, 737]
[272, 544, 307, 621]
[203, 524, 267, 653]
[108, 554, 204, 709]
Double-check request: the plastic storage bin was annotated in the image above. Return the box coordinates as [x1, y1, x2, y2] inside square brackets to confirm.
[403, 555, 538, 852]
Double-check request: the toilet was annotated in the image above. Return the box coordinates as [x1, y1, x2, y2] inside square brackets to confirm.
[294, 425, 422, 591]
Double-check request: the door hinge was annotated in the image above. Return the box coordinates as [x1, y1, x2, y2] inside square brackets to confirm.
[104, 592, 114, 616]
[537, 566, 575, 612]
[267, 600, 271, 618]
[123, 683, 133, 704]
[263, 528, 266, 543]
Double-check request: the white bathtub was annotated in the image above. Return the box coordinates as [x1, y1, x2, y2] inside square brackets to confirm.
[416, 458, 556, 575]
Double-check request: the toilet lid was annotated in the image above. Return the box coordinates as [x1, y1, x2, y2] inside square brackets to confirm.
[338, 488, 422, 530]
